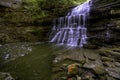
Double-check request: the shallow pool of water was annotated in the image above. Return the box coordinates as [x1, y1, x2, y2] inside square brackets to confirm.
[0, 42, 98, 80]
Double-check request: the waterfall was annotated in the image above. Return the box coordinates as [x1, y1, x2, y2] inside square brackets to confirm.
[49, 0, 92, 47]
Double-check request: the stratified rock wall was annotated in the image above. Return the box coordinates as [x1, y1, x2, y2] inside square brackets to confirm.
[0, 0, 87, 43]
[0, 0, 49, 43]
[88, 0, 120, 46]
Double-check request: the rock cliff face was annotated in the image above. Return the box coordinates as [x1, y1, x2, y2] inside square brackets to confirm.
[0, 0, 120, 45]
[0, 0, 86, 44]
[0, 0, 38, 25]
[87, 0, 120, 46]
[0, 0, 49, 43]
[0, 0, 22, 9]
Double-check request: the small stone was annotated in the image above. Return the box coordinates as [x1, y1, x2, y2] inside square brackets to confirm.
[76, 75, 81, 80]
[81, 71, 95, 80]
[62, 64, 68, 67]
[53, 59, 58, 63]
[115, 62, 120, 67]
[61, 76, 67, 80]
[103, 62, 115, 67]
[0, 44, 2, 47]
[20, 54, 25, 57]
[4, 54, 10, 60]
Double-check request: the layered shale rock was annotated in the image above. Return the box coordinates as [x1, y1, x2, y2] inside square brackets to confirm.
[52, 47, 120, 80]
[87, 0, 120, 46]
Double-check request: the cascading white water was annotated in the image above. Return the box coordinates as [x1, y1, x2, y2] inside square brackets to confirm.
[49, 0, 92, 47]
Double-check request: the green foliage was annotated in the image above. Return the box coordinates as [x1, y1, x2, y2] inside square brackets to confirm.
[22, 0, 86, 24]
[39, 0, 86, 17]
[1, 0, 87, 25]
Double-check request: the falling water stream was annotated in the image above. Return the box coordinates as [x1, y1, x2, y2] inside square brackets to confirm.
[50, 0, 92, 47]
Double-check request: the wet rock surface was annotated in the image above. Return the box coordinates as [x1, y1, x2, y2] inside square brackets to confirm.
[88, 0, 120, 47]
[0, 72, 15, 80]
[106, 67, 120, 79]
[52, 47, 120, 80]
[0, 42, 42, 64]
[0, 42, 45, 64]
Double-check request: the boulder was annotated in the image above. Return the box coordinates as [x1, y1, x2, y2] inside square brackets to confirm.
[84, 52, 101, 61]
[53, 52, 85, 64]
[83, 60, 106, 74]
[103, 61, 115, 67]
[115, 62, 120, 67]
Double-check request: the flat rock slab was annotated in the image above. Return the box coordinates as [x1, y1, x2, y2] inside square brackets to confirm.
[106, 67, 120, 79]
[53, 51, 85, 64]
[84, 52, 101, 61]
[83, 60, 106, 74]
[99, 47, 120, 60]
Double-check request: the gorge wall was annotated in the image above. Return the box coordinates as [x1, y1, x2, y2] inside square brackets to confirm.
[0, 0, 86, 44]
[87, 0, 120, 47]
[0, 0, 120, 46]
[0, 0, 48, 44]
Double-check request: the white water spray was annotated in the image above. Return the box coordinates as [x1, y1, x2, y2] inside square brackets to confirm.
[50, 0, 92, 47]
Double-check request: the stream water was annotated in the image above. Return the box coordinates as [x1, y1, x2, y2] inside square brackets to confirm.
[0, 42, 98, 80]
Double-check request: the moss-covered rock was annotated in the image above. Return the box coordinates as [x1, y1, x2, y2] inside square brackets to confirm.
[99, 47, 120, 61]
[0, 26, 50, 44]
[101, 56, 114, 62]
[0, 0, 87, 43]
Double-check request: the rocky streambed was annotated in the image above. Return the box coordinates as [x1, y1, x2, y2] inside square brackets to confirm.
[0, 43, 120, 80]
[52, 47, 120, 80]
